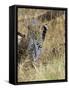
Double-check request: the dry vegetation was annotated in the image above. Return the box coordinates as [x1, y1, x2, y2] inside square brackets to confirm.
[17, 8, 65, 82]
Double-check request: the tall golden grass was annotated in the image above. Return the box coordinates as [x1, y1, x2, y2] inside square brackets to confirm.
[17, 9, 65, 82]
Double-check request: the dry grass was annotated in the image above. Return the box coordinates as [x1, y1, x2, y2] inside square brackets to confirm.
[17, 9, 65, 82]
